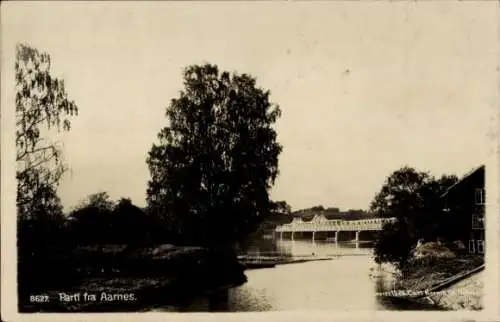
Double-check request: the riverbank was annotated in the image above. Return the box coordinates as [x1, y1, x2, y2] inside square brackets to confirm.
[395, 255, 483, 291]
[19, 244, 246, 312]
[388, 255, 484, 310]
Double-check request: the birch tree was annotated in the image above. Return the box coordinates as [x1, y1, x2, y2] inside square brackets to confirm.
[15, 43, 78, 219]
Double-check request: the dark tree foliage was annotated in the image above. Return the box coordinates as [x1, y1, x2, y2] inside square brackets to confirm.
[67, 192, 115, 245]
[370, 166, 458, 268]
[66, 193, 159, 245]
[270, 200, 292, 215]
[146, 64, 282, 249]
[292, 206, 373, 221]
[416, 175, 460, 240]
[110, 198, 161, 245]
[111, 198, 146, 244]
[240, 200, 292, 251]
[373, 221, 414, 268]
[258, 200, 293, 230]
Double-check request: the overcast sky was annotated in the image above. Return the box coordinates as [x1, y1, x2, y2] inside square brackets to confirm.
[2, 2, 498, 212]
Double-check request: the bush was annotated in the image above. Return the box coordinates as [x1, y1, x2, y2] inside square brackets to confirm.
[406, 242, 456, 269]
[414, 242, 456, 258]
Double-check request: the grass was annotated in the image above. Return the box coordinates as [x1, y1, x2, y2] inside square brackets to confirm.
[395, 254, 484, 292]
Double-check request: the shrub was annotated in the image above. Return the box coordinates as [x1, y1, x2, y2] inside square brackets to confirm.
[415, 242, 455, 257]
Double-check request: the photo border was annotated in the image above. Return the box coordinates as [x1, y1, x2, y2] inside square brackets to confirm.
[1, 1, 499, 321]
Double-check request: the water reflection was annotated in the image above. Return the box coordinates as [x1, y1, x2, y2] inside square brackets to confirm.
[243, 238, 375, 257]
[226, 240, 389, 311]
[275, 239, 375, 256]
[172, 239, 443, 312]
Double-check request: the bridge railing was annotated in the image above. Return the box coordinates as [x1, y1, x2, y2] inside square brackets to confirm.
[275, 217, 396, 232]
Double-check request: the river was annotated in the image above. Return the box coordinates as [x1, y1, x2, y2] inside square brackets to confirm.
[165, 238, 444, 312]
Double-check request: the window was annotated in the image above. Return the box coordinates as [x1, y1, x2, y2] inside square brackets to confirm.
[477, 240, 485, 254]
[472, 214, 485, 230]
[475, 188, 485, 205]
[468, 240, 476, 254]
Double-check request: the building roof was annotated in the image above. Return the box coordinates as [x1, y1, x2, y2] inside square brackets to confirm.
[440, 164, 485, 198]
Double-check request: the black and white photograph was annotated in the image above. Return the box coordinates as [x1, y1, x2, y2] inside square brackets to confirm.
[1, 1, 498, 319]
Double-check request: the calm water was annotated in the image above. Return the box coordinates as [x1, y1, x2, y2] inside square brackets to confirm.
[162, 239, 443, 311]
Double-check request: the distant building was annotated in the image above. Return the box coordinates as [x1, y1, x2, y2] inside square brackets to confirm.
[441, 165, 485, 254]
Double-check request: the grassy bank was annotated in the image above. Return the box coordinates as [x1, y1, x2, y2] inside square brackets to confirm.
[384, 254, 484, 310]
[395, 255, 484, 292]
[19, 244, 246, 312]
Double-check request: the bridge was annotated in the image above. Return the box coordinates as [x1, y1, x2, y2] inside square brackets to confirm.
[275, 213, 397, 242]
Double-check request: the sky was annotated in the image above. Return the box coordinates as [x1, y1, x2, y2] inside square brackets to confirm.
[2, 2, 498, 212]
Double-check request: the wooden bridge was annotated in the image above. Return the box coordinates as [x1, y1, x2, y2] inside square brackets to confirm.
[274, 213, 396, 242]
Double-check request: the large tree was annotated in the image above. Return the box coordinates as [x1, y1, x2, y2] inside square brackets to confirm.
[370, 166, 458, 267]
[146, 64, 282, 249]
[15, 43, 78, 219]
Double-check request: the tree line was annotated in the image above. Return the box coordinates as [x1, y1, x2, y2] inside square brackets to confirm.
[292, 206, 375, 221]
